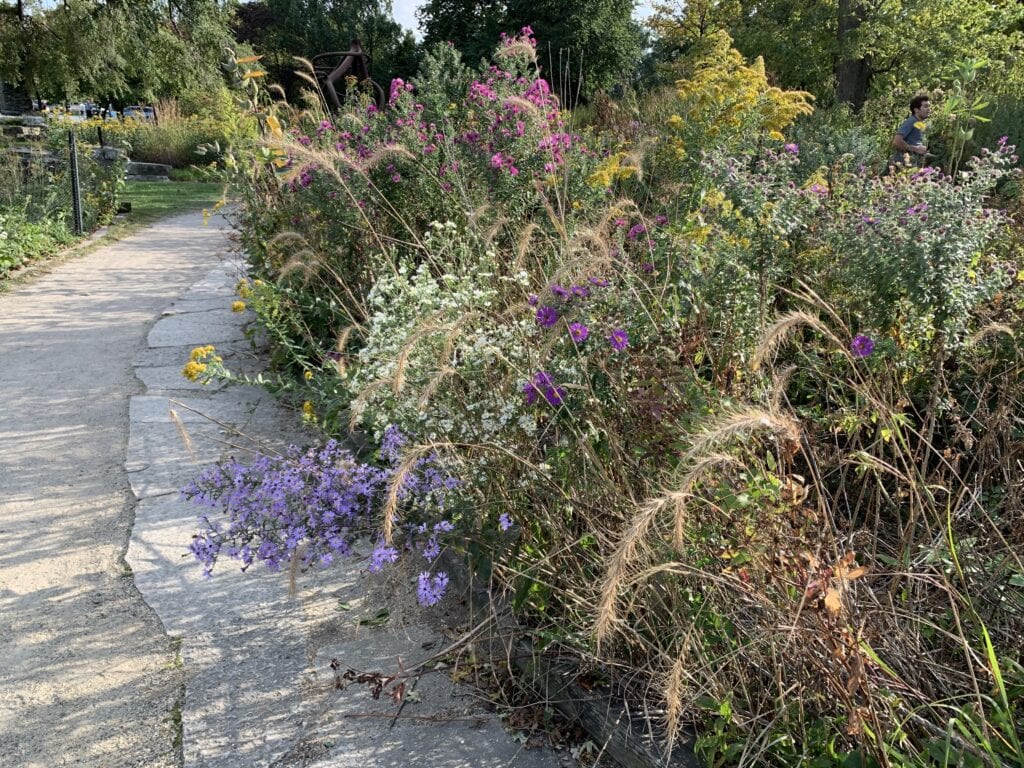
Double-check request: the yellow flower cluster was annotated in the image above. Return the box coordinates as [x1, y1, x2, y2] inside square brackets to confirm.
[670, 31, 813, 145]
[181, 346, 222, 382]
[231, 300, 247, 313]
[586, 152, 640, 189]
[235, 280, 252, 299]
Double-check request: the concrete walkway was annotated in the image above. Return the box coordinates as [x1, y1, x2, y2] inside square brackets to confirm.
[0, 212, 566, 767]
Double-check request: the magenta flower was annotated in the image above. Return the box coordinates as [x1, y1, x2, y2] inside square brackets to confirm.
[608, 329, 629, 351]
[535, 305, 559, 327]
[627, 223, 646, 241]
[569, 323, 589, 343]
[527, 293, 539, 306]
[784, 143, 799, 154]
[550, 284, 570, 299]
[850, 334, 875, 358]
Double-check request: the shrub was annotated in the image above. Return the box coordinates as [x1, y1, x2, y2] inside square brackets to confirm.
[204, 29, 1024, 767]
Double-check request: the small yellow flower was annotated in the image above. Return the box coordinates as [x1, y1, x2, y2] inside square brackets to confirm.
[235, 280, 251, 298]
[182, 361, 207, 382]
[189, 345, 216, 362]
[231, 301, 246, 313]
[304, 370, 313, 381]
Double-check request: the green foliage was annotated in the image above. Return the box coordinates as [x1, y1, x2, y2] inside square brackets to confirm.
[220, 27, 1024, 768]
[1, 0, 238, 104]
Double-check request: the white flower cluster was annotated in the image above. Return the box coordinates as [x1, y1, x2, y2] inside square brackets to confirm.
[348, 222, 538, 456]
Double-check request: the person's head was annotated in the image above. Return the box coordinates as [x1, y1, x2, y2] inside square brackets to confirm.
[910, 95, 931, 119]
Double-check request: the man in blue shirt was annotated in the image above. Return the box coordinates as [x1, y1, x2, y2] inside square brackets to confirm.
[891, 95, 931, 166]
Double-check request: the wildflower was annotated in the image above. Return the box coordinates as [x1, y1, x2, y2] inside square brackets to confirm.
[850, 334, 875, 358]
[784, 143, 799, 154]
[416, 571, 449, 606]
[369, 543, 399, 573]
[641, 262, 654, 273]
[535, 305, 559, 327]
[498, 513, 512, 531]
[627, 223, 646, 241]
[302, 400, 315, 418]
[654, 214, 669, 226]
[231, 300, 246, 313]
[527, 293, 539, 306]
[190, 345, 216, 361]
[304, 370, 313, 381]
[570, 285, 589, 298]
[588, 276, 610, 287]
[182, 361, 207, 381]
[522, 380, 538, 405]
[608, 328, 629, 351]
[422, 537, 441, 560]
[550, 284, 570, 299]
[542, 385, 567, 406]
[569, 323, 589, 343]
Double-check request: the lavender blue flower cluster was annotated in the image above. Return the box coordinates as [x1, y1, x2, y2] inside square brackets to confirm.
[182, 428, 460, 607]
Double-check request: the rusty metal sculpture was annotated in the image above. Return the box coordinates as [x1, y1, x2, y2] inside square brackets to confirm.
[313, 38, 385, 112]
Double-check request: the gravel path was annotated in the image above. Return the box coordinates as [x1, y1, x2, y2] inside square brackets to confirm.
[0, 212, 568, 768]
[0, 212, 226, 766]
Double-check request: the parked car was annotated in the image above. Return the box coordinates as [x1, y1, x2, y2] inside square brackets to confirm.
[123, 105, 156, 121]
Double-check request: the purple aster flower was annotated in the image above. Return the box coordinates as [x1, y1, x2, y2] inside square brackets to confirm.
[536, 305, 559, 328]
[571, 285, 589, 298]
[569, 323, 589, 343]
[433, 520, 454, 533]
[533, 370, 554, 388]
[627, 223, 647, 241]
[550, 284, 571, 299]
[498, 513, 513, 531]
[542, 385, 567, 407]
[422, 537, 441, 559]
[527, 293, 539, 306]
[641, 262, 654, 273]
[522, 380, 539, 405]
[417, 571, 450, 606]
[588, 276, 610, 287]
[608, 328, 629, 352]
[369, 543, 399, 573]
[654, 214, 669, 226]
[784, 143, 799, 154]
[850, 334, 875, 358]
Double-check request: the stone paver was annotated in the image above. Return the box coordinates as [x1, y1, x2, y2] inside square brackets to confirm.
[125, 235, 567, 767]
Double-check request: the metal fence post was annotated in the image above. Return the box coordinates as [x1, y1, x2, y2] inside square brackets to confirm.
[68, 129, 84, 235]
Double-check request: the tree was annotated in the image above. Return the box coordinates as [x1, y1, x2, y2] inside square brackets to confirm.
[234, 0, 420, 102]
[417, 0, 506, 67]
[0, 0, 239, 104]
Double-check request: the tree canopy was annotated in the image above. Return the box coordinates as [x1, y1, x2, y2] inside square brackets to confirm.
[1, 0, 239, 103]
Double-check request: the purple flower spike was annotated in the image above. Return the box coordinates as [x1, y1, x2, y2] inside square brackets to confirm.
[850, 334, 875, 358]
[536, 305, 559, 327]
[608, 328, 629, 352]
[569, 323, 589, 343]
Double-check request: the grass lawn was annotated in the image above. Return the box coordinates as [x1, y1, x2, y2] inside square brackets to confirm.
[117, 180, 228, 229]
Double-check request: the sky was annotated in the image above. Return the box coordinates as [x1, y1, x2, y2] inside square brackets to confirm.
[391, 0, 658, 38]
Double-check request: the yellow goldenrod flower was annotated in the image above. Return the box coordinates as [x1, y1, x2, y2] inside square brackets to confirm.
[189, 345, 216, 361]
[231, 301, 246, 313]
[182, 361, 207, 382]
